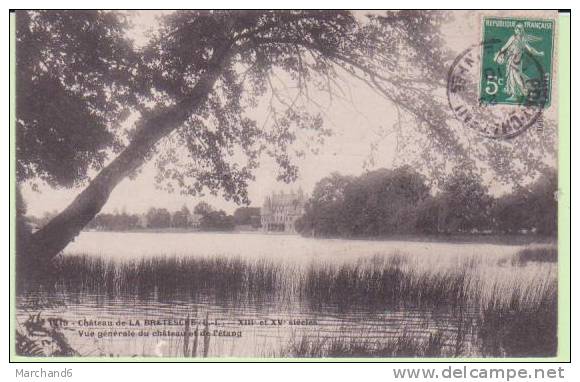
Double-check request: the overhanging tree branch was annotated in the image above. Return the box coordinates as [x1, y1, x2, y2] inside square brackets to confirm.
[28, 40, 236, 262]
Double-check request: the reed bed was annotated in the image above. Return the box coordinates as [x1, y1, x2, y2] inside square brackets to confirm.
[51, 255, 292, 301]
[32, 245, 558, 357]
[283, 331, 449, 357]
[478, 274, 557, 356]
[300, 258, 475, 309]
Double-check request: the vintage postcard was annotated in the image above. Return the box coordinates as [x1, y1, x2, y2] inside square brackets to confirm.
[10, 10, 569, 360]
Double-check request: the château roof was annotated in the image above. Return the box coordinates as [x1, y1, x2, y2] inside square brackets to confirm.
[262, 189, 306, 212]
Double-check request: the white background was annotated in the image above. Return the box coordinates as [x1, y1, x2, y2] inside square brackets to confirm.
[0, 2, 575, 381]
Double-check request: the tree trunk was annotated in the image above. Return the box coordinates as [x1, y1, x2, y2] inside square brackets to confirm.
[26, 43, 233, 265]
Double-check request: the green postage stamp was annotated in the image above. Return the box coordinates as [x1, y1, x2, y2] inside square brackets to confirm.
[480, 17, 555, 107]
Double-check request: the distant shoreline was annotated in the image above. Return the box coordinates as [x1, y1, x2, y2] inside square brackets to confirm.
[80, 229, 555, 246]
[305, 233, 556, 246]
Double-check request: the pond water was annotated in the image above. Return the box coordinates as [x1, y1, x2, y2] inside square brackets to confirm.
[64, 231, 521, 262]
[17, 231, 530, 358]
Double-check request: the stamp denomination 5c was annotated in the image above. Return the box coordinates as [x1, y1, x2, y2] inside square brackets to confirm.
[447, 16, 555, 140]
[480, 17, 555, 108]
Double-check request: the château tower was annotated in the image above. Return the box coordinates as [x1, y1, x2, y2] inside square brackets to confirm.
[261, 189, 306, 233]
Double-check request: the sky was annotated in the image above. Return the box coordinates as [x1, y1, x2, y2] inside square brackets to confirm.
[21, 10, 558, 217]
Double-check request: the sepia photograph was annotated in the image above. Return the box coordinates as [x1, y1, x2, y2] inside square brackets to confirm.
[11, 9, 565, 360]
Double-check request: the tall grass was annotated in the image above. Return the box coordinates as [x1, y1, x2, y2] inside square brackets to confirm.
[477, 271, 557, 356]
[283, 331, 448, 357]
[300, 256, 474, 310]
[49, 255, 288, 301]
[26, 246, 557, 357]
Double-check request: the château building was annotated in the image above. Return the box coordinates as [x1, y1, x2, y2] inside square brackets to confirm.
[261, 189, 306, 233]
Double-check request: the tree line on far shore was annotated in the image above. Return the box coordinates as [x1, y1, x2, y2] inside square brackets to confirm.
[21, 166, 556, 237]
[27, 202, 261, 232]
[295, 166, 557, 238]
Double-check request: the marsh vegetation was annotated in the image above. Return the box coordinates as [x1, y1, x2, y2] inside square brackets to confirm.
[16, 233, 557, 358]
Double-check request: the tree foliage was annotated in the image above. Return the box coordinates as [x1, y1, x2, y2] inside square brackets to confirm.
[17, 10, 557, 197]
[171, 205, 192, 228]
[193, 201, 214, 216]
[233, 207, 261, 227]
[87, 212, 140, 231]
[297, 167, 430, 236]
[16, 11, 137, 187]
[297, 168, 557, 237]
[493, 169, 557, 236]
[15, 11, 558, 262]
[436, 170, 493, 233]
[17, 10, 464, 199]
[296, 172, 354, 236]
[145, 207, 172, 229]
[199, 210, 235, 231]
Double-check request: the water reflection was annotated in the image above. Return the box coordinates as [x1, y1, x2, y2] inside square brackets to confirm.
[15, 232, 554, 358]
[17, 278, 478, 357]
